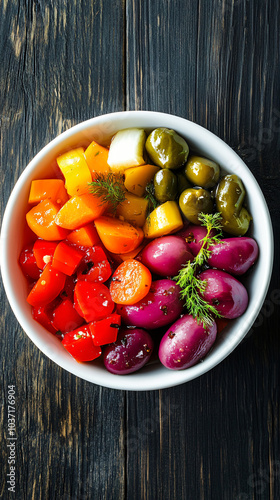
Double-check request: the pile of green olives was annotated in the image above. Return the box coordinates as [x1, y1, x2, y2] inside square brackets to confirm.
[145, 127, 252, 236]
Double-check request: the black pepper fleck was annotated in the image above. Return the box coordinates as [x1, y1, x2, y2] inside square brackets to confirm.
[160, 305, 168, 315]
[81, 261, 94, 275]
[186, 232, 195, 243]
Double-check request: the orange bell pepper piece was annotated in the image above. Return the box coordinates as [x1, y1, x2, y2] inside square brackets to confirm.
[28, 179, 69, 205]
[84, 140, 110, 175]
[55, 194, 107, 230]
[66, 223, 101, 247]
[26, 200, 69, 241]
[117, 242, 146, 262]
[94, 216, 144, 254]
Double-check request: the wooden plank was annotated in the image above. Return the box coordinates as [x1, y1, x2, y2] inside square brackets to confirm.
[126, 1, 280, 499]
[126, 0, 199, 117]
[0, 1, 126, 499]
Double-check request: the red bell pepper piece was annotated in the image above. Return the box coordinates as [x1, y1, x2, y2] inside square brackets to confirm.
[32, 305, 58, 335]
[77, 245, 112, 283]
[78, 245, 107, 266]
[60, 275, 77, 301]
[19, 245, 41, 281]
[52, 298, 84, 333]
[89, 314, 121, 346]
[74, 281, 114, 322]
[78, 259, 111, 283]
[27, 263, 66, 306]
[52, 241, 84, 276]
[33, 240, 58, 269]
[86, 259, 111, 283]
[62, 324, 102, 362]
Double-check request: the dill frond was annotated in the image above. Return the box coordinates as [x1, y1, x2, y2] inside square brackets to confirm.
[175, 212, 224, 327]
[145, 181, 159, 212]
[88, 172, 126, 213]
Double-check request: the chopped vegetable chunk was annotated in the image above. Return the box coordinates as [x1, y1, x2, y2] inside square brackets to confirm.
[62, 325, 102, 362]
[89, 314, 121, 346]
[74, 281, 114, 322]
[26, 200, 69, 241]
[52, 298, 84, 333]
[28, 179, 69, 205]
[55, 194, 107, 230]
[107, 128, 146, 172]
[110, 259, 152, 305]
[52, 241, 84, 276]
[84, 140, 110, 174]
[124, 164, 160, 197]
[27, 263, 66, 306]
[57, 147, 92, 196]
[143, 201, 183, 238]
[66, 223, 101, 247]
[94, 216, 144, 254]
[116, 192, 149, 227]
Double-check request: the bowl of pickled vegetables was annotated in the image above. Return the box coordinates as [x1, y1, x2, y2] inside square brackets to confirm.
[0, 111, 273, 390]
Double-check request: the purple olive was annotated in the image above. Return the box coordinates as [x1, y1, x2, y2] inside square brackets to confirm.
[103, 328, 153, 374]
[159, 314, 217, 370]
[117, 279, 183, 329]
[176, 224, 216, 256]
[141, 235, 193, 277]
[199, 269, 248, 319]
[208, 237, 259, 275]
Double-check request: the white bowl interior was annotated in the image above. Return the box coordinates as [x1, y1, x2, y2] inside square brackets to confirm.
[0, 111, 274, 390]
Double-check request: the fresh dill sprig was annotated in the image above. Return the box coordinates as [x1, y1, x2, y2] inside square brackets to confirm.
[145, 181, 159, 212]
[88, 172, 126, 213]
[175, 212, 223, 327]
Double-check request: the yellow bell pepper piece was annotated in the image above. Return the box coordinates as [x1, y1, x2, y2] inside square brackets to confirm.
[57, 147, 92, 197]
[116, 193, 149, 227]
[144, 201, 183, 238]
[124, 164, 160, 197]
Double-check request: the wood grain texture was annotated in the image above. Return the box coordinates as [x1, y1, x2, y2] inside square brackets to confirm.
[1, 0, 280, 499]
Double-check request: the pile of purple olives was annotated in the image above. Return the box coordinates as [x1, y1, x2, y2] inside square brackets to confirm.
[104, 229, 258, 374]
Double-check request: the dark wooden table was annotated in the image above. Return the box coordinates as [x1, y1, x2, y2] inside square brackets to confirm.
[1, 1, 279, 499]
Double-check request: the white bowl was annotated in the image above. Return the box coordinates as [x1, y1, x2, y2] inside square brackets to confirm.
[0, 111, 274, 391]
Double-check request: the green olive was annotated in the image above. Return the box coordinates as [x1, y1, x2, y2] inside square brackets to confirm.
[146, 128, 189, 170]
[185, 155, 220, 189]
[216, 175, 245, 218]
[216, 174, 252, 235]
[176, 172, 192, 194]
[179, 188, 213, 225]
[154, 169, 178, 203]
[220, 208, 252, 236]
